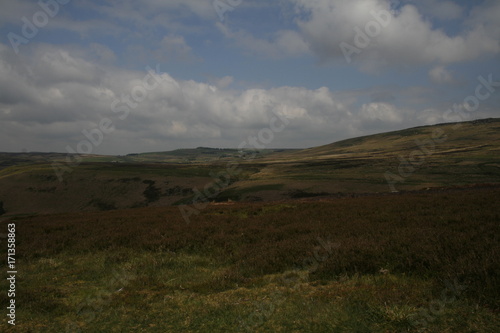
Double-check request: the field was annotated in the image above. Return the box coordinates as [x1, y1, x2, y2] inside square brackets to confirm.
[0, 119, 499, 332]
[0, 185, 499, 332]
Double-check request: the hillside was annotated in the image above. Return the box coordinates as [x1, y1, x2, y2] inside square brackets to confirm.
[202, 118, 500, 201]
[266, 118, 500, 162]
[0, 118, 499, 216]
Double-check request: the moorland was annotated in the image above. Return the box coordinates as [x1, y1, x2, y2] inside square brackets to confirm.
[0, 118, 499, 332]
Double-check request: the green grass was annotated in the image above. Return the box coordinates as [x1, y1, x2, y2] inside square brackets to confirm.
[4, 251, 497, 332]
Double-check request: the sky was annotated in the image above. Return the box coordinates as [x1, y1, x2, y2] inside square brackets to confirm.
[0, 0, 499, 155]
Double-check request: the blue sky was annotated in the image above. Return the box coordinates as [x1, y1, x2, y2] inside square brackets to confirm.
[0, 0, 499, 154]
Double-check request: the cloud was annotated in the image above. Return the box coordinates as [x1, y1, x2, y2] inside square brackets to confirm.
[155, 34, 201, 63]
[429, 66, 456, 85]
[31, 46, 104, 86]
[88, 43, 117, 64]
[1, 42, 397, 153]
[292, 0, 500, 71]
[8, 40, 493, 154]
[467, 0, 500, 39]
[360, 102, 404, 124]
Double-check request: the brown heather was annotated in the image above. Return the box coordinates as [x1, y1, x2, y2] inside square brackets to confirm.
[4, 185, 499, 309]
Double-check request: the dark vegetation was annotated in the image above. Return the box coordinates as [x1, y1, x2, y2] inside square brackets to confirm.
[88, 198, 117, 211]
[1, 185, 498, 331]
[288, 189, 330, 198]
[214, 184, 284, 202]
[142, 180, 161, 203]
[5, 186, 499, 309]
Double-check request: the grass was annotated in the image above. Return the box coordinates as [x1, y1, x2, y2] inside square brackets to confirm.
[0, 185, 498, 332]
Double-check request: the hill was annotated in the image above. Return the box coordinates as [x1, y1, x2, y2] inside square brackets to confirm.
[198, 118, 500, 201]
[0, 118, 499, 215]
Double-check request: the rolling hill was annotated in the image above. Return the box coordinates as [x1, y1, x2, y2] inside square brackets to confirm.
[0, 118, 499, 216]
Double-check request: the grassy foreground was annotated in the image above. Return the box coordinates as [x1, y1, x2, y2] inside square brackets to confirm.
[1, 185, 499, 332]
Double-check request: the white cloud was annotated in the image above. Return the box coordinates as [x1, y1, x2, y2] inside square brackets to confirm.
[429, 66, 456, 85]
[33, 47, 103, 85]
[360, 102, 403, 124]
[273, 30, 311, 57]
[292, 0, 500, 71]
[0, 42, 379, 153]
[0, 34, 496, 154]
